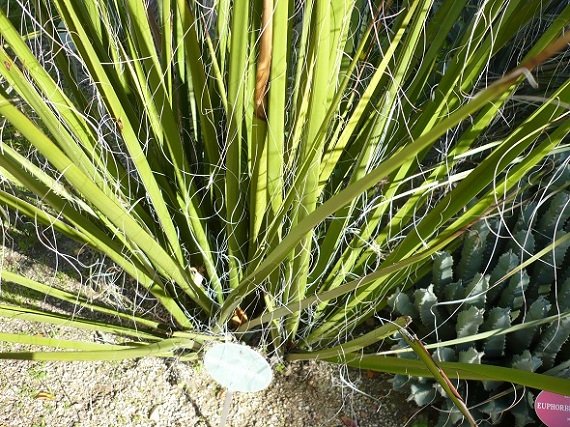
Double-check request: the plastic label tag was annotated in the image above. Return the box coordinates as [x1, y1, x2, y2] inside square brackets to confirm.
[535, 391, 570, 426]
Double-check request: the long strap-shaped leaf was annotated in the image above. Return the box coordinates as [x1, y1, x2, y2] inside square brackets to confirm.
[379, 309, 570, 356]
[0, 332, 133, 351]
[399, 327, 477, 426]
[331, 353, 570, 397]
[0, 271, 163, 330]
[0, 338, 194, 361]
[0, 305, 164, 341]
[287, 316, 411, 361]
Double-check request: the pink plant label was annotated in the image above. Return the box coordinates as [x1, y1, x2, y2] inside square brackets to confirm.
[535, 391, 570, 426]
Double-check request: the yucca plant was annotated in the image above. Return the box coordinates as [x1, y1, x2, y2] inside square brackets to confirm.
[1, 0, 570, 422]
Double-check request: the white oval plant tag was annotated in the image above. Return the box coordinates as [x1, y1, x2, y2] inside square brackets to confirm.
[204, 343, 273, 393]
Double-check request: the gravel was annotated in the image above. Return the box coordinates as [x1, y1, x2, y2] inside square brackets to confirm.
[0, 229, 429, 427]
[0, 323, 427, 427]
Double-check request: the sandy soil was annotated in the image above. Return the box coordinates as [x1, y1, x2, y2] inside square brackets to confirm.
[0, 228, 430, 427]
